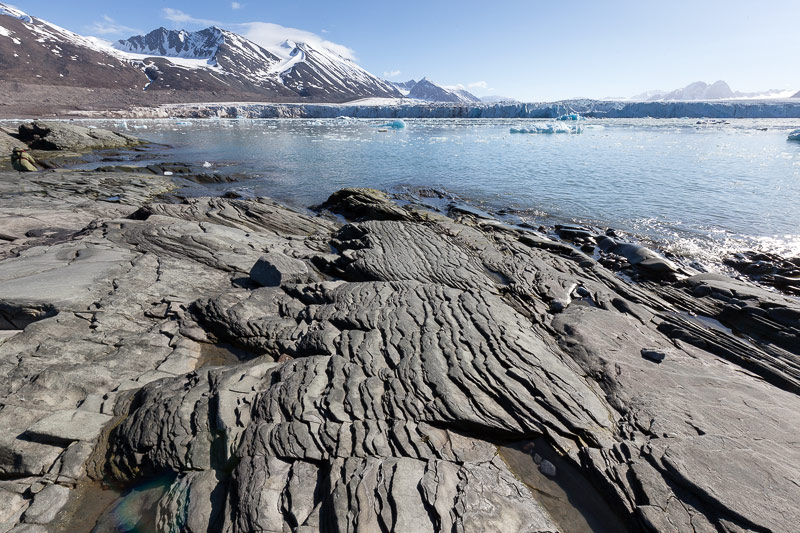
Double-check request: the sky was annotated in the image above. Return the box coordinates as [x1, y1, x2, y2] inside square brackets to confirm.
[7, 0, 800, 101]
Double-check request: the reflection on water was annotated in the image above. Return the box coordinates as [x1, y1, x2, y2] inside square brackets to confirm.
[38, 117, 800, 266]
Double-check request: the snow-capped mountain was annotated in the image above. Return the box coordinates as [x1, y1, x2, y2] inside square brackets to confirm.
[629, 81, 797, 101]
[389, 78, 481, 104]
[0, 3, 400, 103]
[0, 3, 147, 90]
[115, 27, 401, 100]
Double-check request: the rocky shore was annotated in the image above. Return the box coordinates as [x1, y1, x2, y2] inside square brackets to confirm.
[0, 131, 799, 532]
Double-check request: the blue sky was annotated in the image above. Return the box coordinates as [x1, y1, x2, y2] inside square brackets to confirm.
[10, 0, 800, 101]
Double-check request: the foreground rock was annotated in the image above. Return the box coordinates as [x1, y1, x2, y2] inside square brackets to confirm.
[16, 121, 141, 152]
[1, 121, 142, 166]
[1, 175, 799, 532]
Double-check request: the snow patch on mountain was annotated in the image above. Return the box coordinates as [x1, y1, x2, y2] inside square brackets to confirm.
[0, 3, 32, 23]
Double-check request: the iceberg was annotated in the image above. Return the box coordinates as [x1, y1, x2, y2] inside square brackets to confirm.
[378, 120, 406, 129]
[557, 113, 582, 121]
[510, 123, 582, 134]
[788, 129, 800, 141]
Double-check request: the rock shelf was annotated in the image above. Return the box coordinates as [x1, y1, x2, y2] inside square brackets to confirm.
[0, 167, 798, 532]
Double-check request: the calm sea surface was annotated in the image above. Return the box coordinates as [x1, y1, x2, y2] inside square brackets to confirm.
[78, 118, 800, 266]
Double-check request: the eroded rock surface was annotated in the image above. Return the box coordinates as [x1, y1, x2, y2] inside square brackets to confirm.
[1, 176, 799, 532]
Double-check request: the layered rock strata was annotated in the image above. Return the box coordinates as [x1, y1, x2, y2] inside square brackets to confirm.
[0, 173, 798, 532]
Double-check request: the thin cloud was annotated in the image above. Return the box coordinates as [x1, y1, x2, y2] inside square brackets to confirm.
[87, 15, 141, 37]
[160, 8, 356, 60]
[231, 2, 242, 9]
[162, 8, 219, 27]
[468, 81, 488, 90]
[383, 70, 401, 78]
[239, 22, 356, 60]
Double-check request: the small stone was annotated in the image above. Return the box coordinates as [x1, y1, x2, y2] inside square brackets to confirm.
[539, 460, 557, 477]
[641, 348, 666, 364]
[533, 453, 543, 465]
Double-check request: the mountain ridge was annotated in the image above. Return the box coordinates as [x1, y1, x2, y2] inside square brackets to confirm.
[0, 3, 400, 103]
[388, 77, 481, 104]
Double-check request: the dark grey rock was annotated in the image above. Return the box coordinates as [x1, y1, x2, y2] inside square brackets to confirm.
[2, 170, 800, 533]
[539, 460, 557, 477]
[249, 252, 314, 287]
[641, 348, 667, 363]
[315, 187, 417, 221]
[18, 121, 141, 152]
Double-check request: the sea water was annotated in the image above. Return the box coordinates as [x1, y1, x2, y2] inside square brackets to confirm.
[74, 117, 800, 267]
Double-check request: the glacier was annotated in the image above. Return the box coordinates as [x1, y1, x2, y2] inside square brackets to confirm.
[132, 99, 800, 120]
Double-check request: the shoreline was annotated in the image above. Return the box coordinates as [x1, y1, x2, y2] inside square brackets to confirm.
[0, 128, 799, 531]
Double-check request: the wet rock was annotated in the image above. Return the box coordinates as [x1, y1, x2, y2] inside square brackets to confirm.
[555, 224, 594, 241]
[596, 235, 679, 276]
[539, 460, 557, 477]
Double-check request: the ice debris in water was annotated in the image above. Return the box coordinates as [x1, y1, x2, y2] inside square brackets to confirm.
[557, 113, 582, 121]
[203, 161, 212, 168]
[378, 120, 406, 129]
[788, 129, 800, 141]
[510, 123, 582, 134]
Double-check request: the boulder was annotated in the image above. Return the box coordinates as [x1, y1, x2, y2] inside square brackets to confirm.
[17, 121, 141, 152]
[315, 187, 417, 221]
[249, 252, 315, 287]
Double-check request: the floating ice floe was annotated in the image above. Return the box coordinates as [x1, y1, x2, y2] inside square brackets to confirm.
[788, 129, 800, 141]
[510, 123, 583, 134]
[203, 161, 212, 168]
[175, 121, 191, 126]
[378, 120, 406, 129]
[557, 113, 582, 121]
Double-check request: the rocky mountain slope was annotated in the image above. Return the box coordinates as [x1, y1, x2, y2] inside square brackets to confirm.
[0, 3, 400, 104]
[115, 27, 401, 101]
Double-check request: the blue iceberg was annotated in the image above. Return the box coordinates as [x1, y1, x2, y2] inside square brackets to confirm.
[379, 120, 406, 129]
[557, 113, 582, 121]
[788, 129, 800, 141]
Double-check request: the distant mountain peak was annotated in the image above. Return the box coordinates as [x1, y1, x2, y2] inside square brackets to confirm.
[388, 78, 481, 104]
[630, 81, 796, 101]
